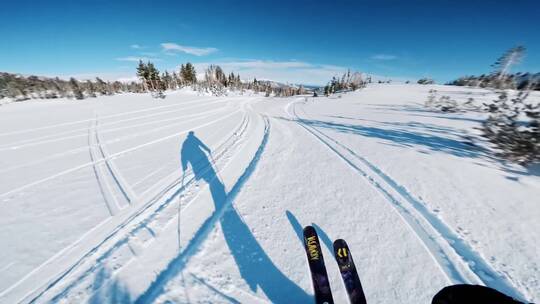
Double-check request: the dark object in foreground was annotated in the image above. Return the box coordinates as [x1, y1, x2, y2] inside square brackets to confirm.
[333, 239, 367, 304]
[432, 284, 527, 304]
[303, 226, 334, 304]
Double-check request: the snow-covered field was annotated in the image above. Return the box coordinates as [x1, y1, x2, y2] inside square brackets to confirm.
[0, 84, 538, 303]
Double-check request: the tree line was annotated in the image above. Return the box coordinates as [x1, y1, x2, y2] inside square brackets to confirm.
[1, 60, 369, 102]
[0, 72, 143, 101]
[448, 46, 539, 91]
[323, 70, 367, 95]
[425, 46, 539, 165]
[135, 60, 316, 98]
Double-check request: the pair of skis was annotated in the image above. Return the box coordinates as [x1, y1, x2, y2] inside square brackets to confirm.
[303, 226, 367, 304]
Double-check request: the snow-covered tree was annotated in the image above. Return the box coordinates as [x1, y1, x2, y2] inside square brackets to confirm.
[482, 88, 539, 164]
[180, 62, 197, 84]
[417, 78, 435, 84]
[491, 46, 525, 80]
[69, 78, 84, 100]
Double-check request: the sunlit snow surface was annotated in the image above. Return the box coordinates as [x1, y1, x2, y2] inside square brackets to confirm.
[0, 84, 538, 303]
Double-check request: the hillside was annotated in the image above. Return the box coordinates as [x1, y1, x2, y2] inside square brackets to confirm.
[0, 84, 538, 303]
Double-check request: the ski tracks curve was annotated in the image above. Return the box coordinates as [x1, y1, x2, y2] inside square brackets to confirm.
[0, 108, 242, 200]
[287, 100, 529, 302]
[136, 115, 270, 304]
[23, 103, 268, 303]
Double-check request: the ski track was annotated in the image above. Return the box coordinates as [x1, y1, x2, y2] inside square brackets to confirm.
[47, 113, 253, 303]
[188, 273, 242, 304]
[0, 109, 242, 200]
[135, 116, 270, 304]
[22, 108, 255, 304]
[0, 95, 219, 138]
[88, 117, 120, 216]
[187, 272, 267, 304]
[0, 104, 232, 175]
[0, 98, 216, 148]
[3, 92, 532, 303]
[131, 162, 172, 189]
[94, 117, 137, 205]
[288, 100, 528, 302]
[0, 101, 230, 151]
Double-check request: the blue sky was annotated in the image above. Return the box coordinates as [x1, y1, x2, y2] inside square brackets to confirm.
[1, 0, 539, 85]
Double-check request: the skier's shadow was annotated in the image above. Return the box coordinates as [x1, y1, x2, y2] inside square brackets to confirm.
[179, 131, 310, 303]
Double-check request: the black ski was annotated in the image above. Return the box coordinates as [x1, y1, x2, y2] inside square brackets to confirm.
[303, 226, 334, 304]
[333, 239, 367, 304]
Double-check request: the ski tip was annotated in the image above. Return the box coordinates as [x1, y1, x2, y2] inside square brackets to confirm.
[333, 239, 347, 248]
[333, 239, 351, 259]
[303, 225, 316, 235]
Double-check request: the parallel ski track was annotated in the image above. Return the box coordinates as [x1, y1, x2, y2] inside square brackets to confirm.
[24, 108, 254, 304]
[88, 117, 120, 216]
[0, 108, 242, 200]
[288, 100, 528, 302]
[135, 115, 270, 304]
[0, 108, 245, 303]
[94, 117, 138, 205]
[0, 99, 229, 151]
[0, 104, 232, 175]
[0, 95, 218, 138]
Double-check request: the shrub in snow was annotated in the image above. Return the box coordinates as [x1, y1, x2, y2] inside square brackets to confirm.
[425, 90, 459, 112]
[425, 89, 437, 107]
[448, 46, 540, 91]
[482, 90, 540, 165]
[323, 70, 366, 95]
[417, 78, 435, 85]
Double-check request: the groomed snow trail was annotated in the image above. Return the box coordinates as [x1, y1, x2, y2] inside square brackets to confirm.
[289, 99, 527, 301]
[0, 85, 538, 303]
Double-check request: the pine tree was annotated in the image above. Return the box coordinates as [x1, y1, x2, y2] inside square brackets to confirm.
[85, 80, 96, 97]
[136, 60, 149, 91]
[147, 62, 160, 91]
[491, 46, 526, 80]
[95, 77, 110, 95]
[69, 78, 84, 99]
[172, 72, 180, 89]
[162, 71, 173, 90]
[482, 89, 539, 164]
[182, 62, 197, 84]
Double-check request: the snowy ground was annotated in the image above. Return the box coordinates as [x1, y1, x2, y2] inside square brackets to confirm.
[0, 84, 538, 303]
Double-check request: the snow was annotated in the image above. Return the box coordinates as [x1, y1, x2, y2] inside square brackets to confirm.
[0, 84, 538, 303]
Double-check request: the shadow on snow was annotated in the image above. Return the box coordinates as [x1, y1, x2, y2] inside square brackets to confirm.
[296, 118, 487, 159]
[88, 267, 132, 304]
[136, 130, 310, 303]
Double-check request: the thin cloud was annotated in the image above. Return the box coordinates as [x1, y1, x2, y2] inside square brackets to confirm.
[130, 44, 144, 49]
[116, 56, 161, 62]
[216, 60, 312, 69]
[161, 42, 218, 56]
[371, 54, 397, 60]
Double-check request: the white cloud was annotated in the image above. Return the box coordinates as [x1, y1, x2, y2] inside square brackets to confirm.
[371, 54, 397, 60]
[116, 56, 161, 62]
[190, 60, 351, 85]
[213, 60, 313, 69]
[130, 44, 142, 49]
[161, 42, 218, 56]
